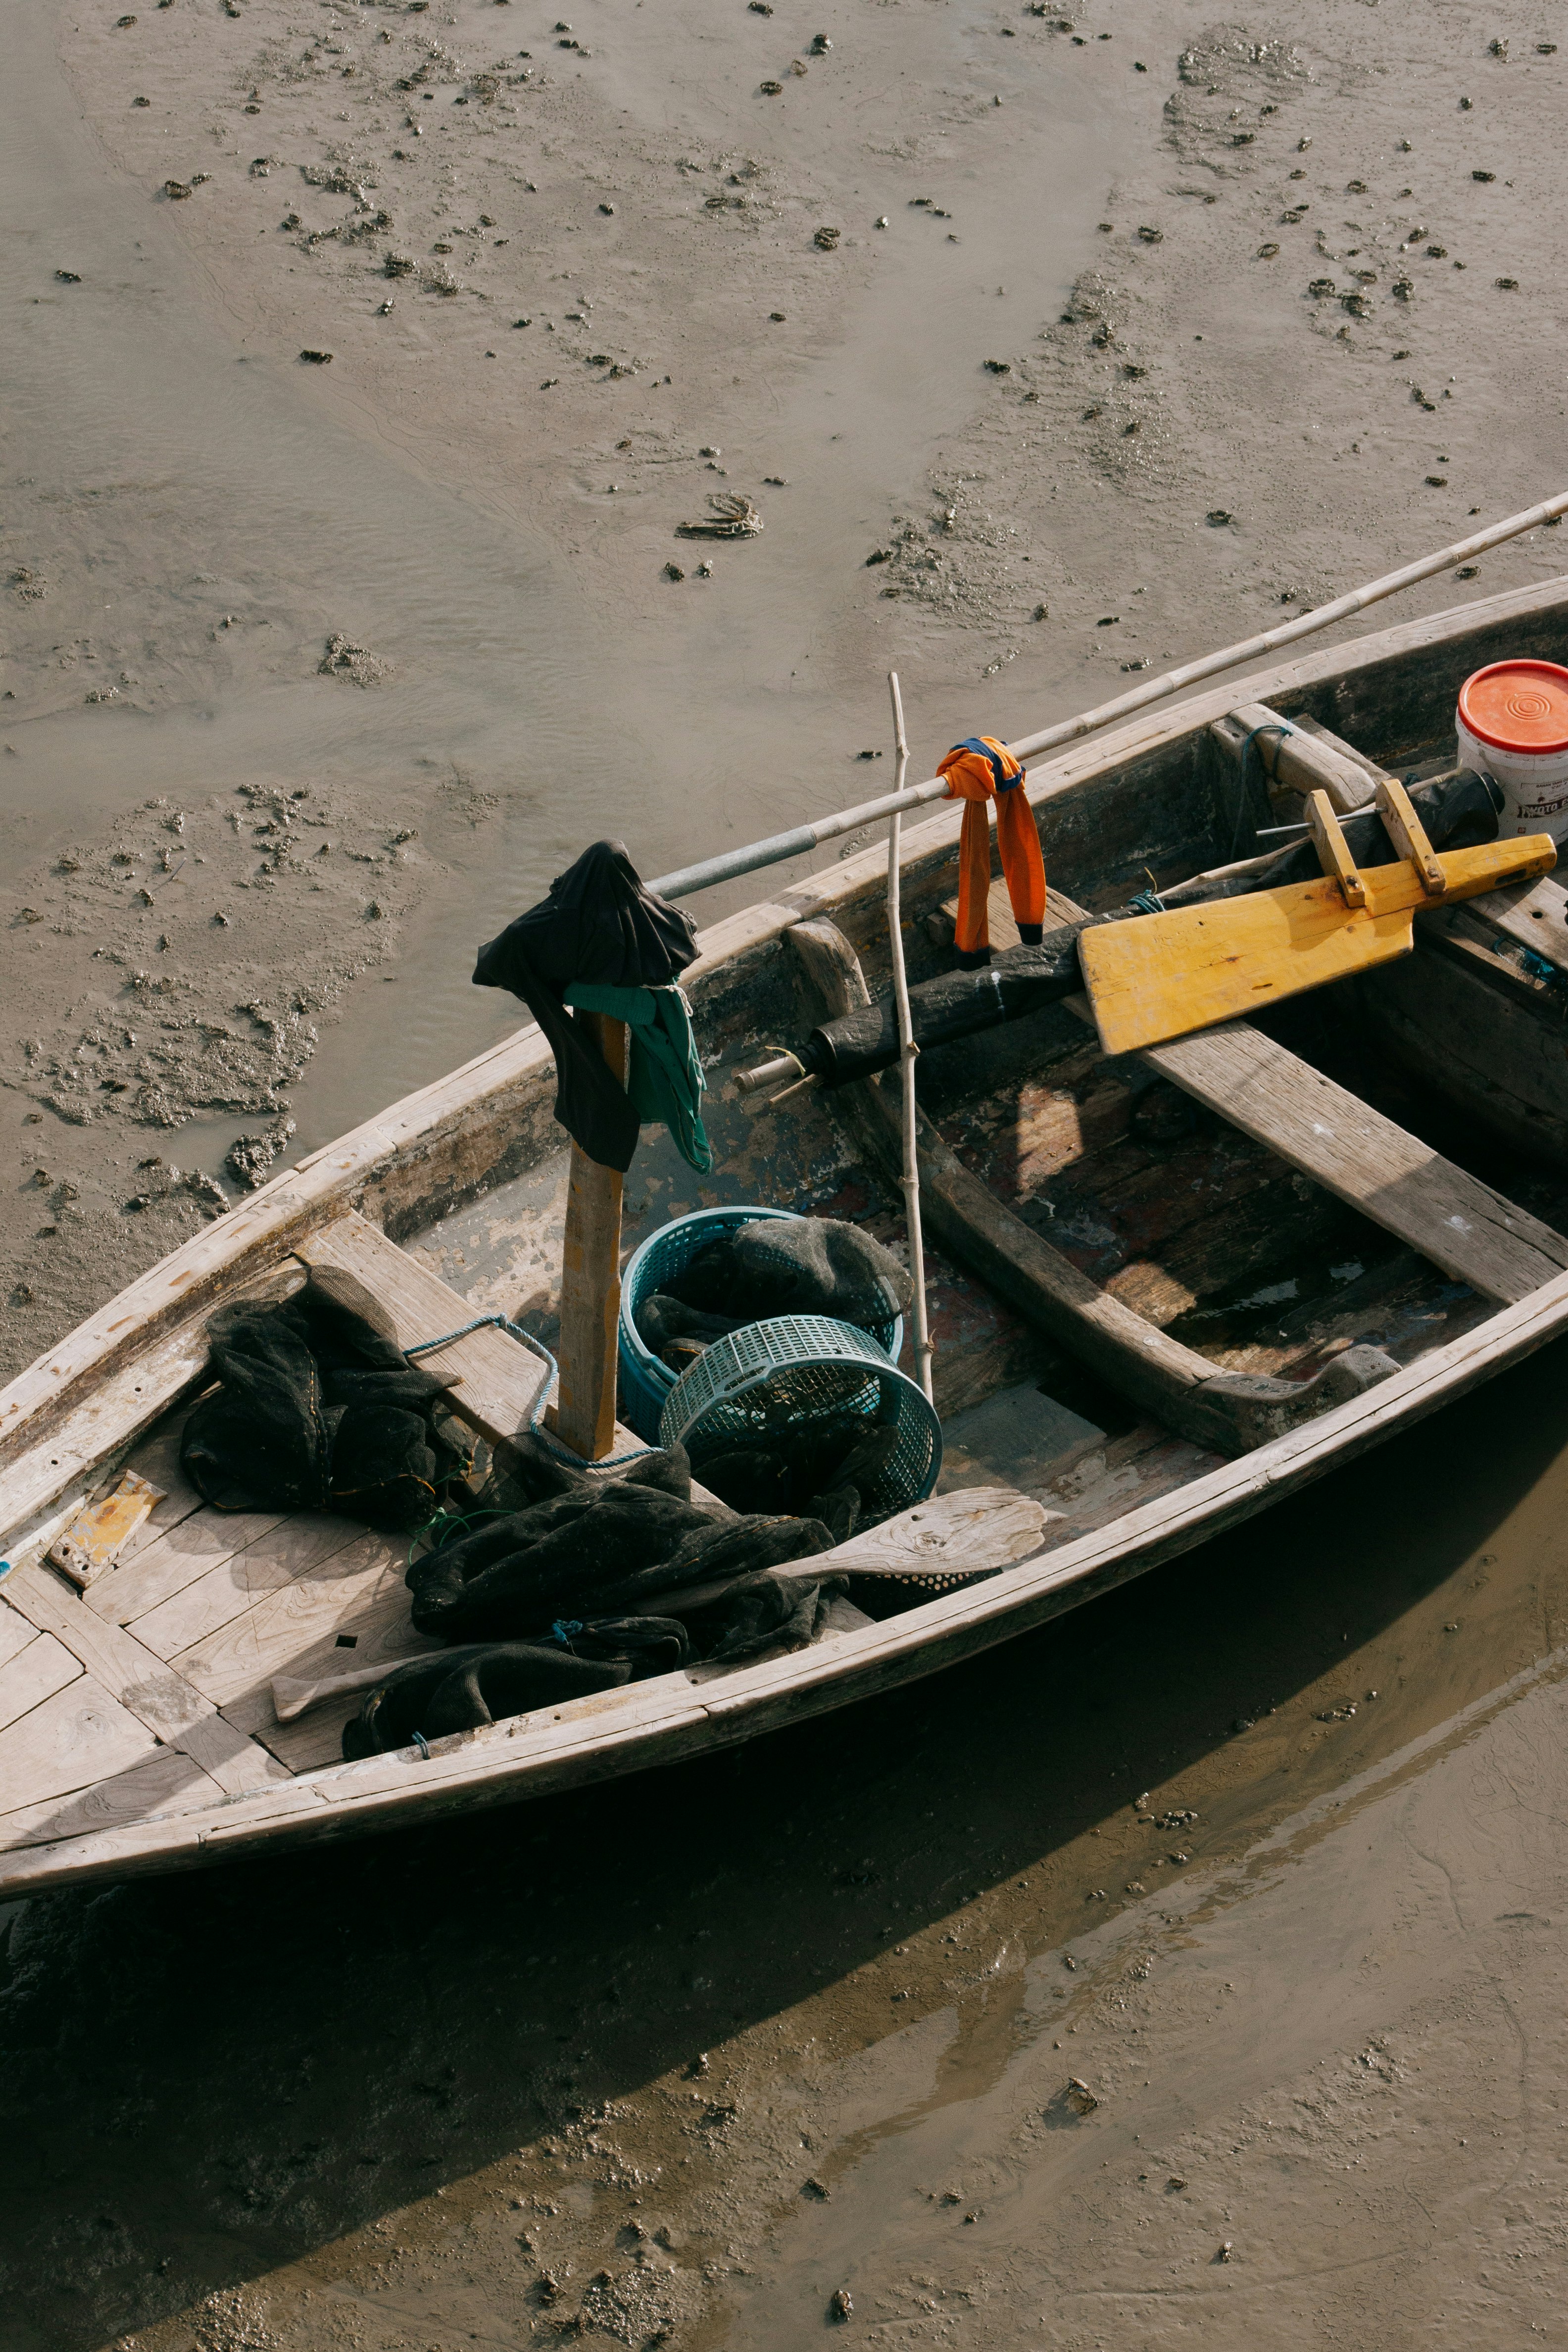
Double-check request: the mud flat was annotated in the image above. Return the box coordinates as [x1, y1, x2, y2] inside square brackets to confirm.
[4, 0, 1568, 2344]
[4, 1335, 1568, 2351]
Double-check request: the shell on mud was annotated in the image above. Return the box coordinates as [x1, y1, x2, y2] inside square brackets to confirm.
[676, 493, 762, 539]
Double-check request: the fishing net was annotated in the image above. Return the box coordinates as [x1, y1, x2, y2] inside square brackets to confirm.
[404, 1435, 838, 1642]
[181, 1266, 466, 1532]
[664, 1216, 912, 1332]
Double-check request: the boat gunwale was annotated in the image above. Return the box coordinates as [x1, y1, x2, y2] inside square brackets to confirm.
[4, 1245, 1568, 1894]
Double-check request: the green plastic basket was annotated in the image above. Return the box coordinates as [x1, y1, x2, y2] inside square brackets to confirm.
[618, 1206, 903, 1442]
[658, 1313, 941, 1524]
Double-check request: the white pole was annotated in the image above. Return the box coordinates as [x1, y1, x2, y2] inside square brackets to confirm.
[886, 671, 934, 1406]
[649, 488, 1568, 902]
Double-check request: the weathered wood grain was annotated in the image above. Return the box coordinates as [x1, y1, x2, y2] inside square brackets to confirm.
[89, 1502, 293, 1627]
[227, 1579, 433, 1743]
[1143, 1021, 1568, 1303]
[129, 1511, 363, 1663]
[0, 1630, 83, 1734]
[829, 1487, 1047, 1575]
[171, 1711, 294, 1795]
[0, 1596, 40, 1676]
[0, 1747, 224, 1855]
[2, 1562, 213, 1740]
[295, 1211, 550, 1445]
[169, 1528, 410, 1711]
[0, 1675, 161, 1816]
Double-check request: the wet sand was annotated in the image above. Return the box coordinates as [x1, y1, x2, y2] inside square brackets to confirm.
[5, 0, 1568, 2343]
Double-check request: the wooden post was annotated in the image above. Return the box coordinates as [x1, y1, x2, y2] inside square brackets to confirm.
[546, 1014, 627, 1461]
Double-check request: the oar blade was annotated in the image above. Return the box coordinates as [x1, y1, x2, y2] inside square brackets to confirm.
[1080, 885, 1416, 1055]
[1080, 834, 1556, 1057]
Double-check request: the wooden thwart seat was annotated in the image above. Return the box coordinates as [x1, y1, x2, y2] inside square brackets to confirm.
[295, 1211, 551, 1445]
[1138, 1021, 1568, 1304]
[1031, 877, 1568, 1305]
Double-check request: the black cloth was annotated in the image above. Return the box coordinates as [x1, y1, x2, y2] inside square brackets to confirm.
[181, 1266, 462, 1531]
[666, 1217, 912, 1333]
[342, 1565, 844, 1755]
[675, 1568, 844, 1664]
[472, 840, 698, 1171]
[594, 1509, 838, 1611]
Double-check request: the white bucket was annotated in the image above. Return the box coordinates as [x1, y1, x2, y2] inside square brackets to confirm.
[1456, 660, 1568, 841]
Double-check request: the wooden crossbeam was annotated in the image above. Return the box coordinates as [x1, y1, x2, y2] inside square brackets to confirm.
[295, 1211, 551, 1446]
[1041, 886, 1568, 1306]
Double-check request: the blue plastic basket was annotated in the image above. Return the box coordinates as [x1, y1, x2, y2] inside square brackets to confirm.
[618, 1205, 903, 1442]
[657, 1313, 941, 1524]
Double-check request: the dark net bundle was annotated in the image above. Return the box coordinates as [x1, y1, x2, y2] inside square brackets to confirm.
[673, 1568, 846, 1666]
[342, 1558, 846, 1756]
[342, 1620, 691, 1759]
[634, 1290, 744, 1371]
[405, 1436, 837, 1643]
[181, 1266, 466, 1531]
[694, 1422, 902, 1536]
[665, 1217, 912, 1334]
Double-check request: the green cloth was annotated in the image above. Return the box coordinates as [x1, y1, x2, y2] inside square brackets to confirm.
[562, 981, 712, 1173]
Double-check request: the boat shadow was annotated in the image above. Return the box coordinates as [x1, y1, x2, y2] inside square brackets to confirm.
[7, 1331, 1568, 2348]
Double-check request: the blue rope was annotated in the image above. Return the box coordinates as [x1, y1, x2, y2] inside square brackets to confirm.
[405, 1311, 559, 1395]
[412, 1730, 431, 1759]
[404, 1312, 649, 1467]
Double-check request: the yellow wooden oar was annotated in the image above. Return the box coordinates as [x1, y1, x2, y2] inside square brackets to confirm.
[1080, 831, 1557, 1058]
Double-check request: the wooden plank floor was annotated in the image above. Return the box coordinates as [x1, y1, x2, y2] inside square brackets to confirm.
[0, 1207, 572, 1819]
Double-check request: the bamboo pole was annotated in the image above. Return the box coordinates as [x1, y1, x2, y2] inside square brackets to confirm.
[647, 490, 1568, 904]
[546, 1012, 628, 1462]
[885, 671, 934, 1406]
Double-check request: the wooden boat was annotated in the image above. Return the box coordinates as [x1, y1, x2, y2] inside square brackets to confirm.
[6, 573, 1568, 1896]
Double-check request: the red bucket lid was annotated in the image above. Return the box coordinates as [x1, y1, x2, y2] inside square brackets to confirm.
[1458, 660, 1568, 756]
